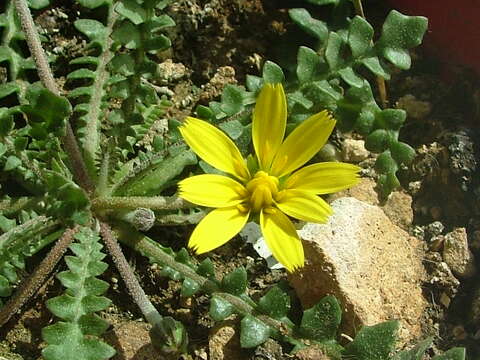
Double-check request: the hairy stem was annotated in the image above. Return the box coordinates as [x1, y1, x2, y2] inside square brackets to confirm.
[99, 222, 161, 324]
[93, 196, 194, 211]
[0, 226, 78, 326]
[115, 227, 288, 335]
[13, 0, 94, 193]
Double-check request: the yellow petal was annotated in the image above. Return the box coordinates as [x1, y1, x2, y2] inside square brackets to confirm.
[252, 83, 287, 170]
[275, 189, 332, 223]
[270, 111, 336, 177]
[189, 207, 250, 254]
[285, 162, 361, 194]
[178, 174, 248, 208]
[260, 208, 304, 272]
[180, 117, 250, 181]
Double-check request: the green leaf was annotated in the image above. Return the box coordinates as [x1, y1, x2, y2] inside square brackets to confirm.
[67, 68, 96, 80]
[42, 322, 115, 360]
[361, 57, 391, 80]
[338, 67, 363, 87]
[379, 11, 428, 70]
[111, 20, 141, 49]
[299, 295, 341, 342]
[115, 0, 147, 25]
[393, 337, 432, 360]
[343, 320, 399, 360]
[246, 75, 263, 93]
[378, 172, 400, 197]
[375, 150, 397, 174]
[240, 315, 271, 348]
[431, 348, 466, 360]
[257, 286, 290, 319]
[296, 46, 324, 83]
[144, 35, 171, 51]
[0, 275, 12, 297]
[210, 295, 235, 321]
[379, 109, 406, 130]
[109, 53, 135, 76]
[181, 278, 200, 298]
[365, 129, 392, 153]
[220, 85, 244, 116]
[262, 61, 284, 84]
[197, 258, 215, 279]
[21, 85, 72, 138]
[221, 267, 247, 296]
[289, 8, 328, 42]
[0, 110, 14, 136]
[74, 19, 107, 44]
[390, 141, 415, 165]
[325, 32, 345, 71]
[219, 120, 244, 140]
[348, 16, 373, 58]
[76, 0, 108, 9]
[117, 150, 197, 196]
[0, 83, 20, 99]
[27, 0, 51, 9]
[4, 156, 21, 171]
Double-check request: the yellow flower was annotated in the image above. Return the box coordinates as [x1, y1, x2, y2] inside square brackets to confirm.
[178, 83, 360, 272]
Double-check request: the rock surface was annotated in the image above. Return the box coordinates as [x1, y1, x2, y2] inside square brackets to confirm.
[208, 321, 244, 360]
[105, 321, 158, 360]
[289, 197, 427, 344]
[442, 228, 476, 278]
[341, 139, 370, 163]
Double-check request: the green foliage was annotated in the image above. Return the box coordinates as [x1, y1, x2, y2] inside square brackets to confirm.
[42, 227, 114, 360]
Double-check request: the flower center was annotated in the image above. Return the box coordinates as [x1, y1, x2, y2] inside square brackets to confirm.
[245, 171, 279, 212]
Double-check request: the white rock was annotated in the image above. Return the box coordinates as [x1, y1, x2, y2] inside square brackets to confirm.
[341, 139, 370, 163]
[443, 228, 476, 278]
[289, 197, 427, 345]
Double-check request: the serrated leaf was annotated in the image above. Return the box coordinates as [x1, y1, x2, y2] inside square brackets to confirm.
[348, 16, 373, 58]
[144, 35, 171, 51]
[262, 61, 284, 84]
[78, 314, 110, 336]
[27, 0, 51, 9]
[240, 315, 271, 348]
[257, 286, 290, 319]
[289, 8, 328, 42]
[343, 320, 399, 360]
[4, 156, 21, 171]
[299, 295, 341, 342]
[221, 267, 247, 296]
[0, 83, 20, 99]
[109, 53, 136, 76]
[210, 295, 235, 321]
[246, 75, 263, 93]
[42, 322, 115, 360]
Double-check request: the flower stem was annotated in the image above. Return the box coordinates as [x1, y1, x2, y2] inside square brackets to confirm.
[93, 196, 193, 211]
[0, 226, 78, 326]
[99, 222, 188, 356]
[13, 0, 94, 193]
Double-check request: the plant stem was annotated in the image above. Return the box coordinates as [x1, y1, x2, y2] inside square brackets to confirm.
[0, 226, 78, 326]
[93, 196, 194, 211]
[115, 226, 288, 334]
[99, 222, 162, 325]
[352, 0, 388, 108]
[13, 0, 94, 193]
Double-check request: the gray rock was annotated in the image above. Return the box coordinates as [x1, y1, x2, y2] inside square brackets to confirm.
[289, 197, 426, 345]
[341, 139, 370, 163]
